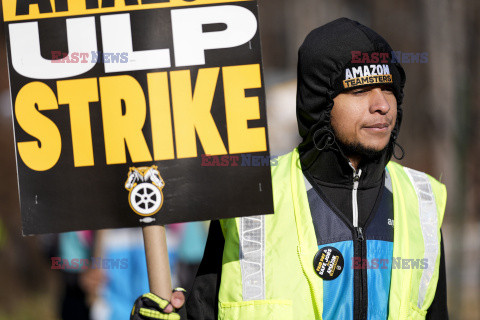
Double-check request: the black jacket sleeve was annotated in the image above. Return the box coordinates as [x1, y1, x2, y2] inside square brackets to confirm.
[180, 220, 224, 320]
[426, 230, 449, 319]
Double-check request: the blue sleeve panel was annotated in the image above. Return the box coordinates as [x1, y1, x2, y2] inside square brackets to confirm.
[321, 241, 354, 320]
[366, 240, 394, 320]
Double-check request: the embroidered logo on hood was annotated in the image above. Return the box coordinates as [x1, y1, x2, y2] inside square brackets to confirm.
[343, 64, 392, 89]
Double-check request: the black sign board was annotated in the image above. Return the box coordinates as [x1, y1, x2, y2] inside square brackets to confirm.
[2, 0, 273, 235]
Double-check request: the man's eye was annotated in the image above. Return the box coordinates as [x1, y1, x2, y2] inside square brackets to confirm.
[353, 89, 367, 95]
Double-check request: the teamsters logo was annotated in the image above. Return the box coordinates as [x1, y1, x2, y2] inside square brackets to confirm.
[343, 64, 392, 89]
[125, 166, 165, 216]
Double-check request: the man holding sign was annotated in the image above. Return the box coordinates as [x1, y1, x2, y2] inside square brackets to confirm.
[132, 18, 448, 320]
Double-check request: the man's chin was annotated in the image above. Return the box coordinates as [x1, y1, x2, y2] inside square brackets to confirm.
[337, 140, 388, 160]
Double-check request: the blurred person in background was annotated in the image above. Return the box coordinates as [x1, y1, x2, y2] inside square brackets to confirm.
[57, 231, 97, 320]
[90, 225, 192, 320]
[175, 222, 209, 291]
[90, 228, 149, 320]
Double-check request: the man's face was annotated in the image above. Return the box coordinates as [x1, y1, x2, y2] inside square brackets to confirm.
[331, 85, 397, 157]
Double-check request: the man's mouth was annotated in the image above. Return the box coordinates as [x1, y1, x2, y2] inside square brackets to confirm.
[363, 122, 391, 132]
[365, 123, 390, 129]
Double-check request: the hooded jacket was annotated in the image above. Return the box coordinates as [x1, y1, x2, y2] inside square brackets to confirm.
[183, 18, 447, 320]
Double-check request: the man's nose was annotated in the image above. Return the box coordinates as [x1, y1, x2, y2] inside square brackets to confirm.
[369, 88, 391, 114]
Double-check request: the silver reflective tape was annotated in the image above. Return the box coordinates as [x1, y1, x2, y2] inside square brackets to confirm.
[404, 168, 439, 309]
[304, 174, 313, 191]
[239, 215, 265, 300]
[385, 169, 393, 193]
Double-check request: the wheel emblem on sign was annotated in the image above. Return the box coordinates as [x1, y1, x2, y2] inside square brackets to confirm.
[125, 166, 165, 216]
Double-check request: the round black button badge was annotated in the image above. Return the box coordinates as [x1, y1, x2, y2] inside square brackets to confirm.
[313, 246, 344, 280]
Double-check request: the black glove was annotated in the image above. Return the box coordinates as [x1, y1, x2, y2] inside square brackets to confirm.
[131, 288, 186, 320]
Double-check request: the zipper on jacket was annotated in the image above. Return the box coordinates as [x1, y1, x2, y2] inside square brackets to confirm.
[356, 226, 364, 241]
[351, 168, 362, 227]
[356, 226, 365, 319]
[349, 164, 367, 320]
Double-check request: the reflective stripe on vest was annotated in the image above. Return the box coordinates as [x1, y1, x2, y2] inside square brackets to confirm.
[219, 149, 446, 320]
[404, 167, 440, 309]
[387, 161, 446, 319]
[239, 215, 266, 300]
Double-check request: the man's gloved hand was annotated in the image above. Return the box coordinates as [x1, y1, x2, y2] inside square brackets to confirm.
[131, 288, 186, 320]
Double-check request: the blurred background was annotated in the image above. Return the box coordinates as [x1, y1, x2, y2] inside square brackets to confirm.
[1, 0, 479, 319]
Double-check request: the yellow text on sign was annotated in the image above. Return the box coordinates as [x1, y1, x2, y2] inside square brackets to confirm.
[3, 0, 253, 22]
[14, 64, 267, 171]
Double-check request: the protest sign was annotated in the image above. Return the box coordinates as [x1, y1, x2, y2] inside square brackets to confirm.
[2, 0, 273, 235]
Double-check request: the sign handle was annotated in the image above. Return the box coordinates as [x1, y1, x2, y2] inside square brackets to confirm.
[142, 225, 172, 299]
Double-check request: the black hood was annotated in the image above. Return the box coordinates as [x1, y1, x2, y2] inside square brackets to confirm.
[296, 18, 406, 172]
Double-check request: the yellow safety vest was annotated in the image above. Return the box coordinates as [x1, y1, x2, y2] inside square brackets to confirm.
[218, 149, 446, 320]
